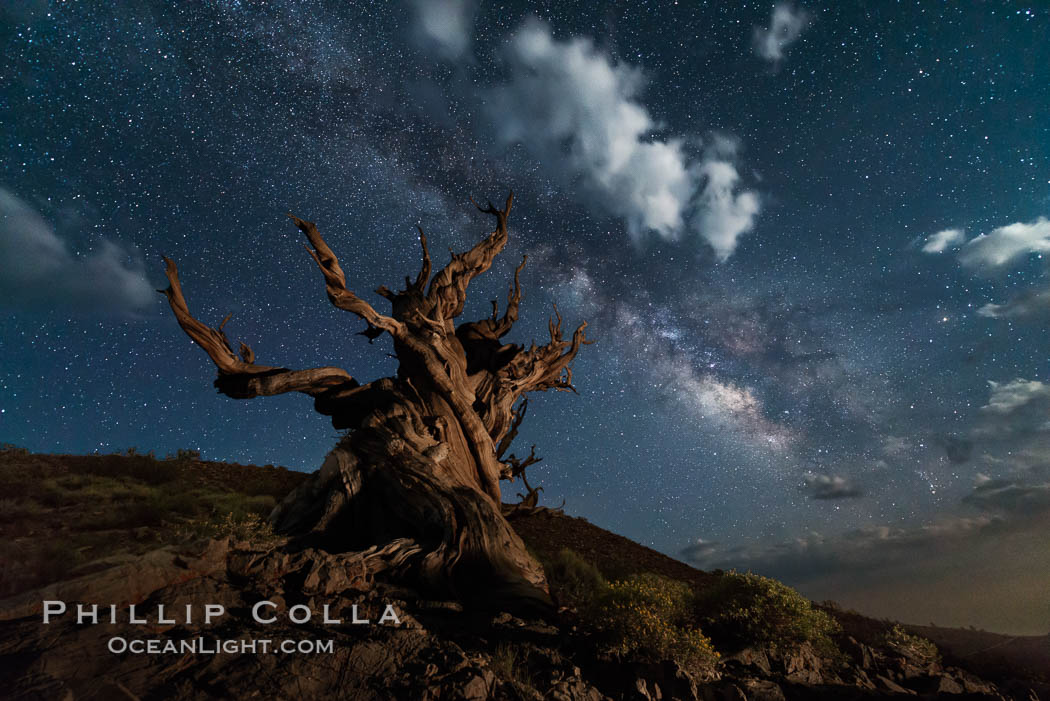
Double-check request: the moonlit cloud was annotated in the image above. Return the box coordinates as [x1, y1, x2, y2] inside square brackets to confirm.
[958, 217, 1050, 268]
[930, 217, 1050, 319]
[962, 476, 1050, 517]
[680, 538, 720, 562]
[695, 160, 761, 261]
[971, 378, 1050, 441]
[0, 187, 154, 315]
[683, 515, 1000, 576]
[802, 471, 863, 499]
[980, 378, 1050, 415]
[489, 19, 760, 261]
[408, 0, 474, 60]
[920, 227, 966, 253]
[977, 286, 1050, 319]
[880, 435, 911, 457]
[753, 4, 810, 64]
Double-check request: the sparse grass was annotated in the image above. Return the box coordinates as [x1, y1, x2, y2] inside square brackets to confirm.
[237, 470, 298, 499]
[177, 511, 278, 543]
[65, 453, 181, 485]
[54, 473, 92, 490]
[0, 460, 63, 501]
[491, 642, 539, 696]
[0, 497, 45, 523]
[198, 491, 277, 520]
[0, 448, 301, 597]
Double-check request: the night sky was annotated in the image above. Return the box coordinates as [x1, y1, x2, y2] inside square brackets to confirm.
[2, 2, 1049, 634]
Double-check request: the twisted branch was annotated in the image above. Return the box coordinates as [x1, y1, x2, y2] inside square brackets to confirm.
[288, 214, 404, 339]
[504, 305, 591, 394]
[158, 257, 358, 400]
[426, 192, 513, 322]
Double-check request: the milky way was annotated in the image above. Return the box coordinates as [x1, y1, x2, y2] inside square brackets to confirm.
[2, 2, 1048, 633]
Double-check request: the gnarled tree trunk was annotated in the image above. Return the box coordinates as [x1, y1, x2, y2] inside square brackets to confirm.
[159, 194, 589, 610]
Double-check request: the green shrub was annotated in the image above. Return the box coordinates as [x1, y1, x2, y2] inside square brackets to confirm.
[588, 573, 720, 679]
[544, 548, 607, 606]
[884, 624, 940, 665]
[695, 571, 841, 654]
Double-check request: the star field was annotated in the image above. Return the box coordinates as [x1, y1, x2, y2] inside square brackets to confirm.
[2, 2, 1049, 633]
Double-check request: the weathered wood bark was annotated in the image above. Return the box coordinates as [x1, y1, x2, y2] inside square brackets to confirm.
[160, 193, 590, 610]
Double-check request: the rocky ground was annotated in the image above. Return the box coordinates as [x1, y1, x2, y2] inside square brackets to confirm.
[0, 449, 1047, 700]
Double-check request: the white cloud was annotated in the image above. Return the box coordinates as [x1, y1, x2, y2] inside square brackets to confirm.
[489, 19, 759, 261]
[753, 4, 810, 64]
[972, 378, 1050, 438]
[695, 160, 761, 261]
[977, 286, 1050, 319]
[928, 218, 1050, 316]
[880, 435, 911, 457]
[408, 0, 474, 60]
[958, 217, 1050, 268]
[963, 476, 1050, 516]
[920, 227, 966, 253]
[802, 471, 862, 499]
[0, 187, 153, 314]
[980, 378, 1050, 415]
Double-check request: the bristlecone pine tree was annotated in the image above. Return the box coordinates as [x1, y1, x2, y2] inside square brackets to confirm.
[160, 193, 590, 610]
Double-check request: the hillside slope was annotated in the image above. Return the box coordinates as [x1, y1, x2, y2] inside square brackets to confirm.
[1, 448, 1047, 700]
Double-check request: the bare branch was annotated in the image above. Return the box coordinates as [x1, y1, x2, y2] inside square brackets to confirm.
[357, 324, 384, 344]
[513, 463, 544, 508]
[492, 255, 526, 339]
[426, 192, 514, 321]
[414, 226, 431, 292]
[496, 397, 528, 460]
[504, 444, 542, 481]
[458, 255, 527, 346]
[158, 256, 358, 401]
[288, 214, 404, 338]
[503, 306, 591, 394]
[159, 257, 269, 377]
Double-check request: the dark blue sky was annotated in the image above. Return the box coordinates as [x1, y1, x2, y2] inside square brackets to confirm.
[2, 2, 1049, 634]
